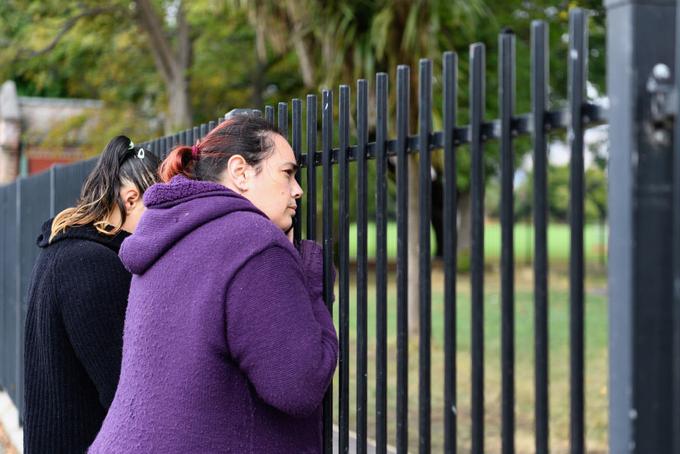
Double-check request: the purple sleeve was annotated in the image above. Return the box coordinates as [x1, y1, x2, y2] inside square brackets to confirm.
[297, 240, 336, 330]
[225, 244, 338, 417]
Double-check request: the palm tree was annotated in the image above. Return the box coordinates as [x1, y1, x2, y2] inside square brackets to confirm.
[239, 0, 489, 334]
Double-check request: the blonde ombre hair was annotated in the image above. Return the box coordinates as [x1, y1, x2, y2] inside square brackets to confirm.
[50, 136, 160, 242]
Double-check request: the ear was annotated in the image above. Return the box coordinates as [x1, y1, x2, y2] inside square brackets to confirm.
[226, 154, 250, 191]
[121, 186, 141, 214]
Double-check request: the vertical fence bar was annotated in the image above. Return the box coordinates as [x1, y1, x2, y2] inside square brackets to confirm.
[14, 180, 21, 419]
[531, 20, 550, 454]
[192, 126, 199, 145]
[469, 43, 486, 454]
[338, 85, 351, 454]
[321, 89, 334, 454]
[306, 95, 318, 241]
[375, 72, 389, 454]
[0, 185, 5, 391]
[292, 99, 302, 244]
[200, 123, 208, 139]
[356, 79, 369, 454]
[2, 184, 17, 405]
[499, 30, 516, 454]
[278, 102, 288, 140]
[49, 166, 56, 217]
[396, 64, 410, 454]
[418, 58, 433, 454]
[674, 4, 680, 452]
[208, 121, 216, 135]
[568, 9, 586, 454]
[442, 50, 458, 454]
[265, 105, 274, 126]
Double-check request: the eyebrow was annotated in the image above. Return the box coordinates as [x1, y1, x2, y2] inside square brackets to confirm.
[282, 162, 299, 172]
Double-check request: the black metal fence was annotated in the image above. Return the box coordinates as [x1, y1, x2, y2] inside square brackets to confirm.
[0, 158, 97, 424]
[2, 3, 680, 453]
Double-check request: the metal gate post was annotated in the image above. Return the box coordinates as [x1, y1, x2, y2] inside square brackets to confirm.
[606, 1, 677, 452]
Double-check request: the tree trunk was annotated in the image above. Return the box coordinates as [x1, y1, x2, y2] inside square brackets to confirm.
[431, 172, 444, 258]
[408, 153, 420, 335]
[250, 18, 267, 109]
[285, 0, 316, 89]
[134, 0, 192, 132]
[167, 75, 192, 132]
[457, 190, 472, 255]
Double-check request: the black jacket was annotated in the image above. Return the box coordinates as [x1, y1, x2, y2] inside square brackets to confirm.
[23, 220, 131, 454]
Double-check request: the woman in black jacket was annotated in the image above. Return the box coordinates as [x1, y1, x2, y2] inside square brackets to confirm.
[23, 136, 160, 453]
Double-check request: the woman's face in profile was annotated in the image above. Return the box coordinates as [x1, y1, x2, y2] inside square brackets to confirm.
[244, 133, 303, 232]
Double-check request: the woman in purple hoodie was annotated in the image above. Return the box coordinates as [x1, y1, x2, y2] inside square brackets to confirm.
[90, 115, 338, 453]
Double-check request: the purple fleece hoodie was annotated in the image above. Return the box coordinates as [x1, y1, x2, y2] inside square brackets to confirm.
[90, 175, 338, 453]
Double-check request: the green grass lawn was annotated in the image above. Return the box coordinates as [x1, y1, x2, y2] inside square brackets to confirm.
[330, 264, 608, 453]
[349, 222, 608, 265]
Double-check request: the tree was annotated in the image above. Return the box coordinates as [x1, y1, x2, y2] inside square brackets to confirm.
[1, 0, 197, 131]
[0, 0, 608, 332]
[237, 0, 490, 334]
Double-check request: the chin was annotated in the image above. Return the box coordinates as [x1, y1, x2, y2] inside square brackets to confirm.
[280, 218, 293, 232]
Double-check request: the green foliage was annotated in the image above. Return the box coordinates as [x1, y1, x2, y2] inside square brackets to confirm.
[492, 161, 608, 224]
[0, 0, 606, 161]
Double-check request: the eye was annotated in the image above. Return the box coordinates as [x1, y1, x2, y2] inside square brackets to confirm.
[284, 168, 295, 177]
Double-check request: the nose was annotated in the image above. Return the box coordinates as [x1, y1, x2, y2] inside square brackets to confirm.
[291, 178, 303, 199]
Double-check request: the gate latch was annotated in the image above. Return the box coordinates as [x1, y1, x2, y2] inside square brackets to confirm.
[647, 63, 676, 145]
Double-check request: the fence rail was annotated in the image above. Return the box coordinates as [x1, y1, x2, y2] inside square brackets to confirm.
[2, 5, 665, 454]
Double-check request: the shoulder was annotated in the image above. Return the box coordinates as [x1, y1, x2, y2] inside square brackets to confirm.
[216, 213, 303, 276]
[226, 211, 286, 239]
[210, 210, 295, 254]
[50, 239, 129, 293]
[55, 238, 124, 268]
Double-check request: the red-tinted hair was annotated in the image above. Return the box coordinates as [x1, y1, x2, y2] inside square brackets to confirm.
[159, 115, 280, 183]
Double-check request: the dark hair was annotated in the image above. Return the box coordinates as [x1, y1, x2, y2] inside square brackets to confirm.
[50, 135, 161, 241]
[159, 115, 280, 183]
